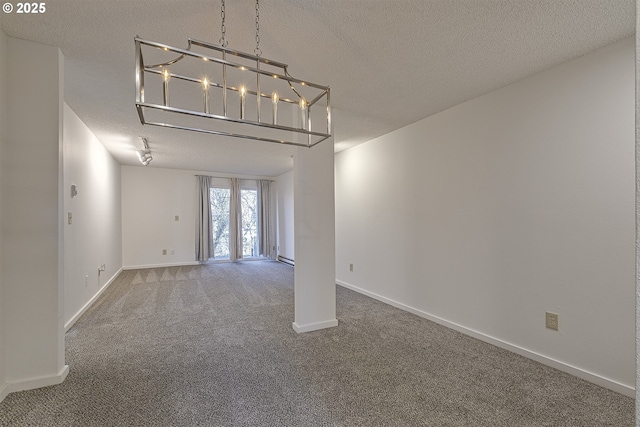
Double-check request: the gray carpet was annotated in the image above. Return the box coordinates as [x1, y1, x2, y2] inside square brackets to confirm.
[0, 261, 633, 426]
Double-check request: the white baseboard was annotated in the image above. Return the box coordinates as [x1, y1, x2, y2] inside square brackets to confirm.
[65, 268, 123, 332]
[292, 319, 339, 333]
[6, 365, 69, 395]
[336, 280, 634, 398]
[123, 261, 200, 270]
[0, 381, 9, 403]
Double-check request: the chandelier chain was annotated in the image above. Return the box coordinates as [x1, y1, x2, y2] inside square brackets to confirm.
[219, 0, 228, 47]
[254, 0, 262, 56]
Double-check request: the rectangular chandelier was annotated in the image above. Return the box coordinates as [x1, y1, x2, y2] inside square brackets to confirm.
[135, 37, 332, 148]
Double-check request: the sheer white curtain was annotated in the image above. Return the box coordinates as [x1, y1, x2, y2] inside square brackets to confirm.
[257, 180, 273, 259]
[229, 177, 243, 261]
[195, 175, 214, 263]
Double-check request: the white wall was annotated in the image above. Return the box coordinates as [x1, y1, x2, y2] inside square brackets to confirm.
[122, 166, 275, 268]
[63, 104, 122, 330]
[336, 37, 635, 395]
[0, 28, 7, 402]
[275, 169, 294, 260]
[1, 37, 67, 392]
[122, 166, 200, 268]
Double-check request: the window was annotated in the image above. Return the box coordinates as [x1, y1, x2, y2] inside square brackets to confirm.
[210, 187, 230, 259]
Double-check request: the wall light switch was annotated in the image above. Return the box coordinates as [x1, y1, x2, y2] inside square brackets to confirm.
[68, 212, 73, 225]
[175, 215, 180, 221]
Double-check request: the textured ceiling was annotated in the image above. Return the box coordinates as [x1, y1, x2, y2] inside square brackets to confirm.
[1, 0, 635, 176]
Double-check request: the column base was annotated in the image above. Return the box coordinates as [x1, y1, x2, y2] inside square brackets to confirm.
[292, 319, 338, 333]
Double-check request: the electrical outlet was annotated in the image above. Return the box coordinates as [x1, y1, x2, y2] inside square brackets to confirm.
[170, 249, 175, 255]
[175, 215, 180, 221]
[546, 312, 559, 331]
[349, 263, 354, 272]
[162, 249, 167, 255]
[85, 275, 89, 286]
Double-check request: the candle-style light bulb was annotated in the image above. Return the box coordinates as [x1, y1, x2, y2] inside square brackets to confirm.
[271, 91, 279, 125]
[240, 86, 246, 119]
[162, 68, 170, 106]
[299, 97, 307, 129]
[202, 77, 210, 114]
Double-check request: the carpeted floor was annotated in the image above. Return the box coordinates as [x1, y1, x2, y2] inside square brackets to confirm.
[0, 261, 633, 426]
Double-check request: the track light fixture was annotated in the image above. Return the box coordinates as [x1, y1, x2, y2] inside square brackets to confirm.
[134, 0, 331, 148]
[137, 137, 153, 166]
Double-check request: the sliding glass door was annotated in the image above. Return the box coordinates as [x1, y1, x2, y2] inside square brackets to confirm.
[210, 184, 263, 260]
[241, 188, 259, 257]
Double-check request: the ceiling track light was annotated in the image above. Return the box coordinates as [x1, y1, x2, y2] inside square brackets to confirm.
[134, 0, 331, 148]
[137, 137, 153, 166]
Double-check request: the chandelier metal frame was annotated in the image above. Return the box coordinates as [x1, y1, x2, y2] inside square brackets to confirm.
[134, 34, 332, 148]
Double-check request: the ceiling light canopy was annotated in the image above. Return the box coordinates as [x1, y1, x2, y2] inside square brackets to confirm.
[134, 0, 331, 148]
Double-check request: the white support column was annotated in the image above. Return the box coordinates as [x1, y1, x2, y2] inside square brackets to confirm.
[2, 37, 67, 393]
[292, 138, 338, 333]
[635, 0, 640, 418]
[0, 28, 6, 403]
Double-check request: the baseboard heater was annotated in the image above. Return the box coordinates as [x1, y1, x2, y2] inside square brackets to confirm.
[278, 255, 295, 266]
